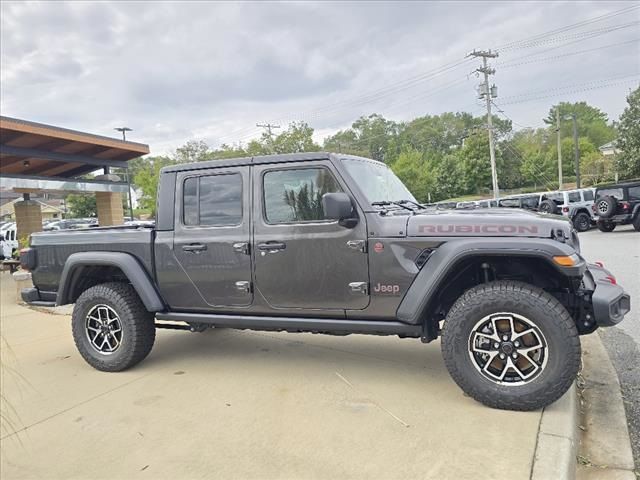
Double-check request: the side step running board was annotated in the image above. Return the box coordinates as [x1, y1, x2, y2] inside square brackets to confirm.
[155, 312, 422, 337]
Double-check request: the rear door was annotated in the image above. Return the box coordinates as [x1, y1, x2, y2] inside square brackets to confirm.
[172, 166, 252, 308]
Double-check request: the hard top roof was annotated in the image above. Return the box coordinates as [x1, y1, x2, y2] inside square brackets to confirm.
[161, 152, 383, 173]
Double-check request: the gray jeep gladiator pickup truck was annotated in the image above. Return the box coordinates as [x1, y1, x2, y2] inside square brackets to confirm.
[20, 152, 631, 411]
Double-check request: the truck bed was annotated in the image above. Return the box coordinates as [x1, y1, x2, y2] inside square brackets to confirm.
[29, 226, 155, 293]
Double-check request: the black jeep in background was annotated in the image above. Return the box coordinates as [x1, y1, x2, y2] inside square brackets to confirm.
[593, 180, 640, 232]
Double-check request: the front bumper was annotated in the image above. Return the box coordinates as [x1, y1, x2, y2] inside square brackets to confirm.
[582, 263, 631, 327]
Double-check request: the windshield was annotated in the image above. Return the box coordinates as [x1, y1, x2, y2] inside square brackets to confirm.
[341, 158, 416, 204]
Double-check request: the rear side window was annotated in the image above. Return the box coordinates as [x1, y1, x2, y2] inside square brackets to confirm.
[597, 188, 624, 200]
[183, 173, 242, 226]
[628, 186, 640, 201]
[263, 168, 342, 223]
[582, 190, 594, 201]
[568, 192, 580, 203]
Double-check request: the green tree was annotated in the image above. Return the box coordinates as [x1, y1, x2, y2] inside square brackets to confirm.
[271, 122, 320, 154]
[173, 140, 213, 164]
[616, 85, 640, 178]
[390, 148, 435, 202]
[545, 102, 616, 148]
[133, 155, 174, 214]
[66, 194, 97, 217]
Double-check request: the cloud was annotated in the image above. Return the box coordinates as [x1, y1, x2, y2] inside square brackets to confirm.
[1, 0, 638, 155]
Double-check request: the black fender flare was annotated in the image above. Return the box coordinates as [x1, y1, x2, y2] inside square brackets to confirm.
[57, 251, 165, 311]
[396, 238, 586, 330]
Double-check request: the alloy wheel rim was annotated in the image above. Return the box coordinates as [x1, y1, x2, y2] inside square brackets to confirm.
[598, 201, 608, 214]
[468, 312, 548, 386]
[85, 304, 123, 355]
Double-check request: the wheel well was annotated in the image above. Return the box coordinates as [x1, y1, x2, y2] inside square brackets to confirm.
[67, 265, 129, 303]
[425, 255, 578, 338]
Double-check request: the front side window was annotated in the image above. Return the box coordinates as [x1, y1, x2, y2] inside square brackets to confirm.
[183, 173, 242, 226]
[583, 190, 594, 201]
[264, 168, 342, 223]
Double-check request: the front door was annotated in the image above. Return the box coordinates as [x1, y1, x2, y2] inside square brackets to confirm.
[173, 166, 252, 308]
[252, 161, 369, 311]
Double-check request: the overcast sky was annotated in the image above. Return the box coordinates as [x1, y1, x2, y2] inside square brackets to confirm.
[1, 1, 639, 155]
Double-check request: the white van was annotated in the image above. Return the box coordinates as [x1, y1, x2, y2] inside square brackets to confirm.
[0, 223, 18, 260]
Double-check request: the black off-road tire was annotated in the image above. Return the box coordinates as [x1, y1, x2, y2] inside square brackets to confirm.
[72, 282, 155, 372]
[572, 212, 591, 232]
[633, 214, 640, 232]
[596, 220, 616, 232]
[596, 196, 617, 218]
[539, 199, 557, 214]
[441, 281, 580, 411]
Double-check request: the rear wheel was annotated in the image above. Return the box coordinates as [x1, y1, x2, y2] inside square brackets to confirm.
[539, 200, 557, 214]
[633, 214, 640, 232]
[572, 212, 591, 232]
[596, 220, 616, 232]
[72, 282, 155, 371]
[441, 281, 580, 411]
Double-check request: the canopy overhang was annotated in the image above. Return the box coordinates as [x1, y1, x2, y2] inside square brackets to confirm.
[0, 116, 149, 182]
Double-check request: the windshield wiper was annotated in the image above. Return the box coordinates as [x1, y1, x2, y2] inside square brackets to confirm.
[396, 199, 430, 210]
[371, 200, 417, 213]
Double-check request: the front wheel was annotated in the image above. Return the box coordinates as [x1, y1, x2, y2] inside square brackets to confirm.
[72, 282, 156, 371]
[441, 281, 580, 411]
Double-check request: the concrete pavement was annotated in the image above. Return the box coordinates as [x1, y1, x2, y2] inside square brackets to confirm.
[1, 271, 550, 480]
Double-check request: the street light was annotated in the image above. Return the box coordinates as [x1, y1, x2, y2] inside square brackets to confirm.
[114, 126, 132, 141]
[563, 114, 581, 188]
[114, 127, 134, 220]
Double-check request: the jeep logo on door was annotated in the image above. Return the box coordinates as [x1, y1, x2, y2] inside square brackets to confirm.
[373, 283, 400, 295]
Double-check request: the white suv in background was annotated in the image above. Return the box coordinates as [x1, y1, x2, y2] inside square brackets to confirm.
[538, 188, 596, 232]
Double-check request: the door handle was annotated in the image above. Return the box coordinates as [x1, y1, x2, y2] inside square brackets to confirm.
[182, 243, 207, 253]
[257, 241, 286, 253]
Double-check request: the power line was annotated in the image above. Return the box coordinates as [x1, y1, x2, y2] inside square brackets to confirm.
[495, 5, 640, 50]
[499, 38, 640, 69]
[499, 21, 640, 52]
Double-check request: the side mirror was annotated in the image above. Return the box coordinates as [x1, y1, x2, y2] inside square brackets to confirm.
[322, 192, 357, 227]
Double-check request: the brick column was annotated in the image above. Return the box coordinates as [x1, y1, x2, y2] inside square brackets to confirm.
[14, 199, 43, 243]
[95, 174, 124, 226]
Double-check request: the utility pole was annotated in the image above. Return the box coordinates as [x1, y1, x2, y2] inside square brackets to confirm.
[469, 50, 500, 199]
[569, 113, 581, 188]
[114, 126, 135, 220]
[256, 123, 280, 154]
[556, 108, 563, 190]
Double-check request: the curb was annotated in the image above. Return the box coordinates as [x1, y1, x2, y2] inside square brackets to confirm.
[531, 381, 579, 480]
[576, 333, 636, 479]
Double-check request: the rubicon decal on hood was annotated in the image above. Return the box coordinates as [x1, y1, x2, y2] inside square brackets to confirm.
[418, 224, 539, 234]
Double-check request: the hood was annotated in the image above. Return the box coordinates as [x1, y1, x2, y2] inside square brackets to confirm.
[406, 208, 575, 241]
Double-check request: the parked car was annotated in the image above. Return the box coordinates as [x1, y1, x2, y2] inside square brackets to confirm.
[20, 152, 630, 411]
[476, 199, 497, 208]
[0, 222, 17, 260]
[455, 201, 478, 209]
[593, 180, 640, 232]
[537, 189, 596, 232]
